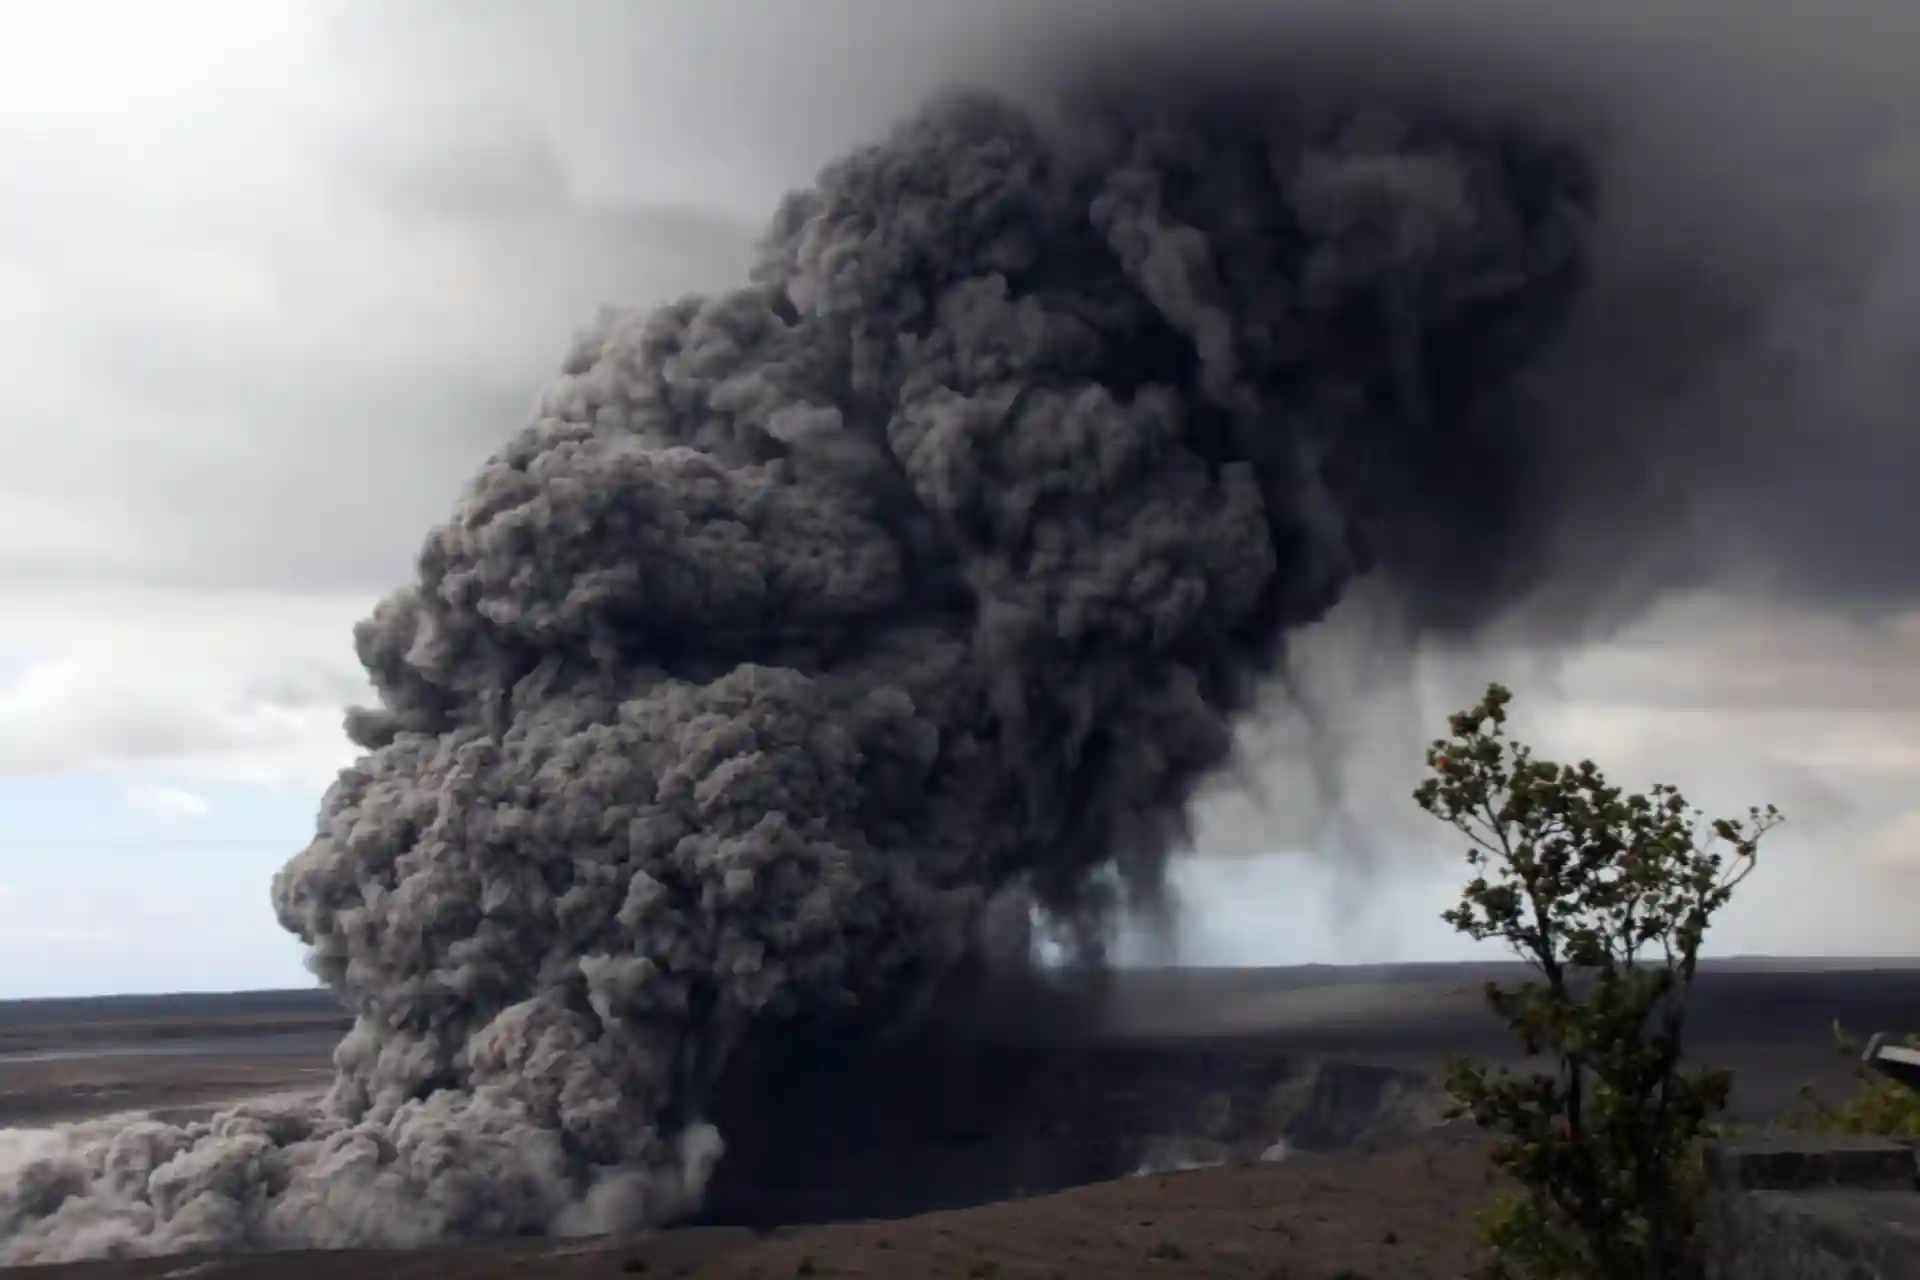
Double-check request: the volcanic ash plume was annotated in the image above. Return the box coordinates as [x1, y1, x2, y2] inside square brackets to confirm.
[1, 83, 1599, 1261]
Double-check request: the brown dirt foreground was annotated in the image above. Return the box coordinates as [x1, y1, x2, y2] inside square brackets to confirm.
[34, 1128, 1505, 1280]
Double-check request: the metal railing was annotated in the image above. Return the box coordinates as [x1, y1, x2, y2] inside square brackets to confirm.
[1863, 1032, 1920, 1092]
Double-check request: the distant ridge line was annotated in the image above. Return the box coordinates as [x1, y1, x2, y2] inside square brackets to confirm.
[7, 958, 1920, 1013]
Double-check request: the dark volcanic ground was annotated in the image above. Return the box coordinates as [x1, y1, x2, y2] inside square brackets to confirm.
[0, 990, 346, 1130]
[4, 961, 1918, 1276]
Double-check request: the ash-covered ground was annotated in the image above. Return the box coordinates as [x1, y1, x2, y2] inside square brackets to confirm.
[6, 961, 1915, 1241]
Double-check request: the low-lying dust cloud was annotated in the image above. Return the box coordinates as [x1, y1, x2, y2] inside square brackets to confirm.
[5, 0, 1917, 1262]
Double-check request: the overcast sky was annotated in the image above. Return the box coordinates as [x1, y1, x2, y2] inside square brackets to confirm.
[2, 0, 1917, 998]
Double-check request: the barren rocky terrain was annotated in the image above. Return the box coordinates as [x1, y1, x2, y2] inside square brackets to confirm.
[28, 1129, 1509, 1279]
[4, 961, 1916, 1277]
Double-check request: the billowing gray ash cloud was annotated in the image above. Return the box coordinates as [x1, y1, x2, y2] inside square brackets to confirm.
[0, 7, 1910, 1261]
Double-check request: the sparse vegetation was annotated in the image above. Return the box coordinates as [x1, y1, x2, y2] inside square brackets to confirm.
[1417, 682, 1781, 1279]
[1787, 1023, 1920, 1136]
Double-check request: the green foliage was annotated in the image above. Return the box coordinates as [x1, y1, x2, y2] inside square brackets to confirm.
[1471, 1193, 1587, 1280]
[1416, 683, 1781, 1280]
[1785, 1023, 1920, 1137]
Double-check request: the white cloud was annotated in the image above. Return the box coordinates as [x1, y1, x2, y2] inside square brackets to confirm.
[1865, 811, 1920, 878]
[0, 584, 373, 790]
[124, 783, 212, 822]
[0, 0, 308, 125]
[0, 2, 756, 599]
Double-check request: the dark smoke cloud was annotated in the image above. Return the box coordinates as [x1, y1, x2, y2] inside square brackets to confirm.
[7, 0, 1919, 1261]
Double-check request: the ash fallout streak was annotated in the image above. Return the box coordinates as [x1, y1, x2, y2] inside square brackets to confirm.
[0, 33, 1894, 1261]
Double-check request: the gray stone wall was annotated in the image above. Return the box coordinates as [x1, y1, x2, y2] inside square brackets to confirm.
[1705, 1134, 1920, 1279]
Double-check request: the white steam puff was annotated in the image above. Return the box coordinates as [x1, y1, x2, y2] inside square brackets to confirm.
[2, 18, 1914, 1263]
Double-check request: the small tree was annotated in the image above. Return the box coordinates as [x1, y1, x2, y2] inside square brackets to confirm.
[1415, 683, 1781, 1280]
